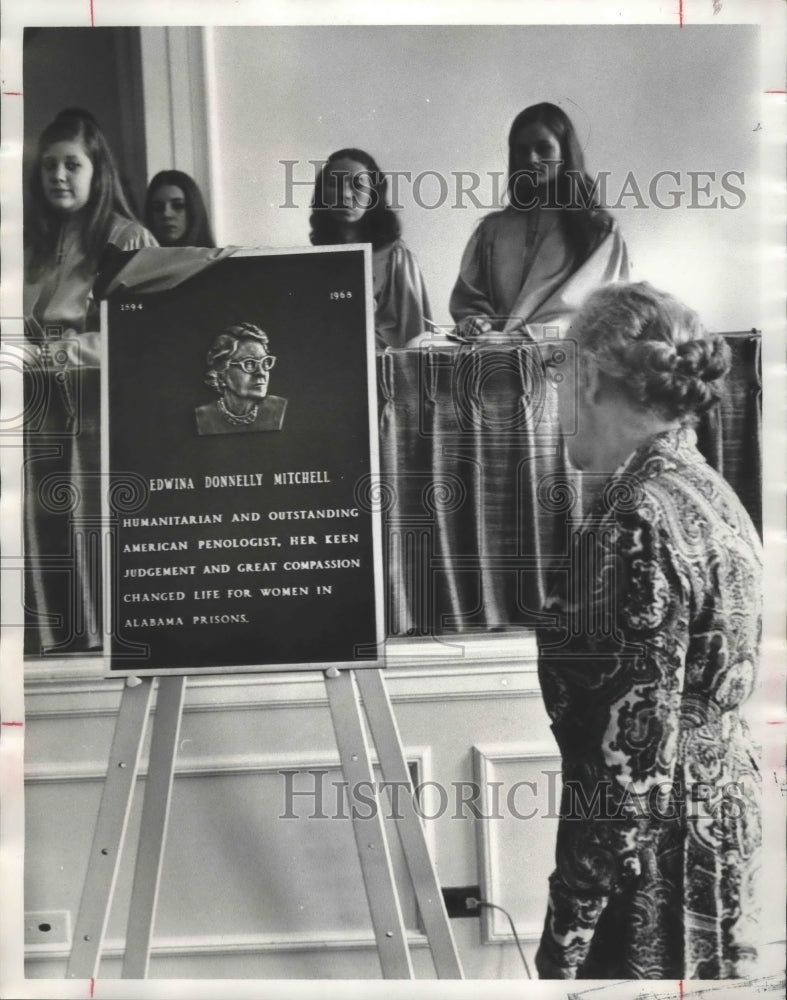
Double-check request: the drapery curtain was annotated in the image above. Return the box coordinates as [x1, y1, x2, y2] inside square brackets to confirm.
[23, 363, 104, 654]
[695, 334, 761, 536]
[22, 334, 762, 655]
[378, 336, 762, 636]
[378, 343, 576, 637]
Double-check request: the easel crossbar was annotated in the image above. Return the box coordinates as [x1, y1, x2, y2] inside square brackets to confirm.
[66, 668, 463, 980]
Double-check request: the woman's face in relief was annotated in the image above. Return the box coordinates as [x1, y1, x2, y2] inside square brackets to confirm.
[323, 158, 375, 227]
[222, 339, 274, 402]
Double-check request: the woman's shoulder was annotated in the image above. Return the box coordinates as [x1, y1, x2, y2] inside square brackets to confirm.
[475, 207, 512, 230]
[468, 207, 529, 241]
[620, 429, 759, 547]
[375, 236, 406, 255]
[107, 214, 159, 250]
[376, 235, 419, 255]
[588, 207, 621, 240]
[374, 238, 425, 275]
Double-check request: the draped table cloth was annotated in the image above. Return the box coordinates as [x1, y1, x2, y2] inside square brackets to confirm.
[22, 335, 762, 655]
[378, 335, 761, 637]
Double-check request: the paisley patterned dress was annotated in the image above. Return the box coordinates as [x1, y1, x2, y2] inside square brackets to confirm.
[536, 427, 762, 979]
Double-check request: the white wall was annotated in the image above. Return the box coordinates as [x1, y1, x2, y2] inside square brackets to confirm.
[24, 639, 557, 981]
[209, 24, 760, 333]
[139, 27, 213, 214]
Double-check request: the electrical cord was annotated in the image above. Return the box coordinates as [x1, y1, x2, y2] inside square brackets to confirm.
[466, 897, 532, 979]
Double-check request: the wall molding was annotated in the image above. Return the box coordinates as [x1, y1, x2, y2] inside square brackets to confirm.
[472, 743, 561, 947]
[26, 743, 431, 789]
[23, 633, 541, 720]
[25, 927, 431, 962]
[26, 748, 437, 965]
[25, 744, 438, 856]
[139, 27, 212, 214]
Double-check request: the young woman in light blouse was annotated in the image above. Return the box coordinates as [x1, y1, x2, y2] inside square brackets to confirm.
[450, 102, 629, 341]
[24, 108, 157, 653]
[25, 108, 157, 361]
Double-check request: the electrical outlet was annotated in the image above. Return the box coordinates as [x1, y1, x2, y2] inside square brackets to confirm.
[24, 910, 71, 947]
[441, 885, 482, 918]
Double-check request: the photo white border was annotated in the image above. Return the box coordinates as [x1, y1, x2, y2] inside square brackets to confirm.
[2, 2, 784, 999]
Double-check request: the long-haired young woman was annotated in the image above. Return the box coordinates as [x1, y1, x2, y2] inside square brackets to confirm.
[450, 102, 629, 340]
[310, 148, 431, 349]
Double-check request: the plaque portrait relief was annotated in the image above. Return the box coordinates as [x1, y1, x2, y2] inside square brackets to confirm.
[195, 321, 288, 435]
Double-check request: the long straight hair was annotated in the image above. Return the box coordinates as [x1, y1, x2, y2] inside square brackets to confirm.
[26, 109, 138, 277]
[309, 148, 401, 250]
[145, 169, 216, 248]
[506, 103, 613, 265]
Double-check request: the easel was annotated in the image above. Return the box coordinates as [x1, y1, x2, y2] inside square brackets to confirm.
[66, 667, 464, 980]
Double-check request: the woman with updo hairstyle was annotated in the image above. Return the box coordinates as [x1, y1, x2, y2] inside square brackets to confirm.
[194, 322, 287, 436]
[450, 102, 629, 340]
[535, 282, 761, 980]
[144, 169, 216, 248]
[309, 147, 431, 349]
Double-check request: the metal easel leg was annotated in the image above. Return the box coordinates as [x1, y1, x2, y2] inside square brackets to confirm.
[355, 668, 464, 979]
[66, 677, 155, 979]
[122, 675, 187, 978]
[324, 668, 414, 979]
